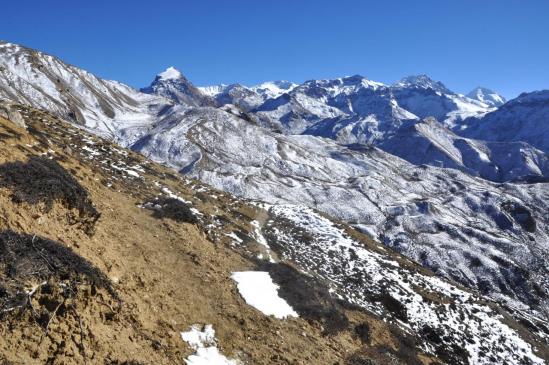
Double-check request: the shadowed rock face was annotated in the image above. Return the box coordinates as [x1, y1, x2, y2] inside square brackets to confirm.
[459, 90, 549, 154]
[502, 201, 537, 233]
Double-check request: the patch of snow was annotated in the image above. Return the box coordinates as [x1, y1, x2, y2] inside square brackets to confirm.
[231, 271, 298, 319]
[110, 163, 140, 178]
[181, 325, 238, 365]
[250, 220, 275, 262]
[198, 84, 229, 97]
[161, 186, 192, 204]
[251, 80, 298, 99]
[224, 232, 243, 244]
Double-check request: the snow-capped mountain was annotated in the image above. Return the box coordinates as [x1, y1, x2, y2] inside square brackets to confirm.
[200, 74, 498, 142]
[391, 75, 493, 127]
[251, 75, 414, 138]
[380, 117, 549, 182]
[467, 86, 506, 107]
[2, 103, 547, 364]
[459, 90, 549, 154]
[250, 80, 298, 99]
[140, 66, 215, 107]
[198, 80, 298, 113]
[0, 41, 169, 138]
[394, 74, 452, 94]
[199, 83, 266, 111]
[131, 106, 549, 322]
[201, 74, 548, 182]
[212, 73, 495, 140]
[1, 41, 549, 330]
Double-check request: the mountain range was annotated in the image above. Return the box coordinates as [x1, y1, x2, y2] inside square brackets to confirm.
[0, 40, 548, 364]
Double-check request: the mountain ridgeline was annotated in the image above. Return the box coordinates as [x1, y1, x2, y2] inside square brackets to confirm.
[0, 40, 548, 364]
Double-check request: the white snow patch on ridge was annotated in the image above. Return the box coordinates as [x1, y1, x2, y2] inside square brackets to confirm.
[231, 271, 298, 319]
[180, 324, 238, 365]
[158, 66, 182, 81]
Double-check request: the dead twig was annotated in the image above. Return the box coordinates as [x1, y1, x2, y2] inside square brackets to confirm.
[41, 299, 64, 340]
[96, 299, 115, 313]
[27, 281, 47, 318]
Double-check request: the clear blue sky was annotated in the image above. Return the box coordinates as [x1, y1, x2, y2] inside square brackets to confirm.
[2, 0, 548, 98]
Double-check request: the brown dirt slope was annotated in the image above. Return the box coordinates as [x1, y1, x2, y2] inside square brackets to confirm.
[0, 103, 542, 365]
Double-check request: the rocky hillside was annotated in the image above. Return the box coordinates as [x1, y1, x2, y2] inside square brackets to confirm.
[459, 90, 549, 155]
[131, 105, 549, 323]
[0, 102, 547, 364]
[1, 40, 549, 356]
[1, 41, 549, 327]
[0, 41, 171, 139]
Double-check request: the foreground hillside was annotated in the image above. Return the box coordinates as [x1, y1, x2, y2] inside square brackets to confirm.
[0, 104, 547, 364]
[0, 41, 548, 327]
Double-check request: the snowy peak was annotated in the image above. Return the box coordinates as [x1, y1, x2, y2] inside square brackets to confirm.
[0, 40, 168, 136]
[459, 89, 549, 153]
[0, 41, 20, 52]
[157, 66, 183, 81]
[142, 68, 215, 107]
[341, 74, 385, 89]
[300, 75, 385, 93]
[198, 83, 266, 111]
[395, 74, 451, 94]
[147, 67, 191, 87]
[250, 80, 298, 99]
[467, 86, 506, 107]
[198, 83, 230, 97]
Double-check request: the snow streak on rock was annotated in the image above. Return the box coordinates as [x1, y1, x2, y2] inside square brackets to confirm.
[263, 204, 545, 365]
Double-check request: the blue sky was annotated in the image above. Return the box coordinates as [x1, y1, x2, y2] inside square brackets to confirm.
[2, 0, 548, 98]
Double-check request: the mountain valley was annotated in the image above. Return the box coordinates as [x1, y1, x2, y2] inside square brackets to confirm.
[0, 40, 548, 364]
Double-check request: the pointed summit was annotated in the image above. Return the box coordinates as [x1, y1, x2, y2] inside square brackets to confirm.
[157, 66, 183, 81]
[395, 74, 451, 94]
[141, 68, 215, 107]
[467, 87, 506, 107]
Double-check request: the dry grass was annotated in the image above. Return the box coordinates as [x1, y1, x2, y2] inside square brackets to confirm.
[0, 108, 453, 364]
